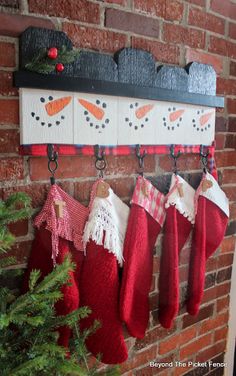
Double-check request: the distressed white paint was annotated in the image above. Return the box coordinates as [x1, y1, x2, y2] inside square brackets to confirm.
[20, 88, 216, 146]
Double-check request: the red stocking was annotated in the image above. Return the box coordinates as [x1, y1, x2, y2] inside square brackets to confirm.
[120, 176, 165, 339]
[80, 181, 130, 364]
[158, 174, 195, 329]
[187, 173, 229, 316]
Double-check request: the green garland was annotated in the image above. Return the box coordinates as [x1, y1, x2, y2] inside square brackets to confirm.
[25, 45, 80, 74]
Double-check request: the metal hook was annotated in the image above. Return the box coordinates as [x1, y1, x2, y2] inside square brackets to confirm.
[94, 145, 106, 178]
[47, 144, 58, 185]
[135, 145, 146, 176]
[199, 145, 209, 173]
[170, 144, 181, 175]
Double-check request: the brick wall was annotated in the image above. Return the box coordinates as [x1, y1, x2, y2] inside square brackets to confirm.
[0, 0, 235, 375]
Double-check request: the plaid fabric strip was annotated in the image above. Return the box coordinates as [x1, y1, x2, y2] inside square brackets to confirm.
[19, 143, 217, 178]
[131, 176, 166, 226]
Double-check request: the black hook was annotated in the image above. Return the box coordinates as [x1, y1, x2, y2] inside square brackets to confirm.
[135, 145, 146, 176]
[199, 145, 209, 173]
[94, 145, 106, 178]
[47, 144, 58, 185]
[170, 144, 181, 175]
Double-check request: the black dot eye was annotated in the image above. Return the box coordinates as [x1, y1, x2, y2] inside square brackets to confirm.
[208, 124, 211, 128]
[125, 118, 129, 122]
[84, 111, 88, 115]
[102, 124, 105, 128]
[96, 100, 100, 105]
[163, 117, 166, 121]
[95, 125, 99, 129]
[167, 126, 170, 130]
[164, 122, 166, 126]
[86, 117, 90, 121]
[197, 111, 200, 114]
[56, 121, 60, 125]
[177, 123, 180, 127]
[48, 123, 52, 127]
[102, 103, 107, 108]
[129, 122, 132, 126]
[40, 97, 45, 103]
[168, 108, 171, 111]
[201, 129, 204, 132]
[31, 112, 35, 117]
[193, 124, 196, 127]
[145, 118, 148, 122]
[172, 126, 174, 130]
[105, 119, 109, 124]
[197, 127, 199, 131]
[179, 117, 182, 121]
[134, 125, 138, 130]
[141, 124, 144, 128]
[192, 119, 195, 122]
[130, 104, 133, 109]
[205, 127, 207, 130]
[36, 116, 40, 121]
[41, 122, 45, 126]
[135, 103, 139, 107]
[90, 123, 93, 127]
[173, 107, 176, 111]
[48, 96, 53, 101]
[61, 116, 65, 119]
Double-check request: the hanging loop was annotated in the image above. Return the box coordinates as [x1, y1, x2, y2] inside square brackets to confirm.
[47, 144, 58, 185]
[94, 145, 106, 178]
[136, 145, 146, 176]
[170, 144, 181, 175]
[199, 145, 209, 173]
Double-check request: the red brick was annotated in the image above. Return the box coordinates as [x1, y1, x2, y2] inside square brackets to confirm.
[159, 327, 197, 355]
[221, 236, 236, 253]
[0, 129, 20, 153]
[163, 23, 205, 49]
[179, 266, 189, 283]
[135, 325, 177, 351]
[210, 0, 236, 20]
[185, 0, 205, 6]
[120, 344, 157, 373]
[0, 42, 15, 68]
[105, 155, 155, 175]
[215, 150, 236, 167]
[222, 185, 236, 201]
[225, 134, 236, 149]
[217, 78, 236, 96]
[199, 312, 229, 335]
[202, 285, 217, 303]
[209, 36, 236, 59]
[149, 292, 159, 310]
[105, 0, 126, 4]
[229, 203, 236, 220]
[228, 117, 236, 132]
[63, 23, 127, 53]
[188, 8, 225, 35]
[0, 0, 19, 8]
[230, 61, 236, 77]
[215, 133, 225, 150]
[206, 256, 218, 272]
[159, 153, 200, 172]
[135, 354, 174, 376]
[196, 340, 226, 363]
[0, 71, 18, 96]
[0, 13, 55, 37]
[153, 255, 160, 273]
[8, 219, 28, 237]
[217, 295, 230, 312]
[183, 304, 214, 328]
[179, 247, 191, 265]
[105, 8, 159, 38]
[229, 22, 236, 40]
[3, 181, 73, 209]
[134, 0, 183, 21]
[218, 253, 234, 268]
[217, 266, 232, 284]
[214, 326, 228, 342]
[180, 333, 212, 359]
[29, 156, 97, 181]
[29, 0, 100, 24]
[132, 37, 179, 64]
[185, 48, 223, 75]
[0, 99, 19, 125]
[216, 281, 231, 297]
[227, 98, 236, 114]
[215, 117, 227, 132]
[0, 157, 24, 181]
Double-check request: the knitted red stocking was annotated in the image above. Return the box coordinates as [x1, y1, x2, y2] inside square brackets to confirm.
[158, 174, 195, 329]
[22, 227, 82, 348]
[80, 181, 130, 364]
[120, 176, 165, 339]
[187, 172, 229, 316]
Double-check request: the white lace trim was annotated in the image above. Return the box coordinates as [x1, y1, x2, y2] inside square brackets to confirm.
[83, 188, 130, 266]
[165, 174, 195, 224]
[199, 172, 229, 217]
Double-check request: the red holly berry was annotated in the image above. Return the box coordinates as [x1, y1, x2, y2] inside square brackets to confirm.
[47, 47, 58, 59]
[56, 63, 64, 72]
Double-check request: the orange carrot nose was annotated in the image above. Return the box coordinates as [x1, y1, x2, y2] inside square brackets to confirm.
[135, 104, 154, 119]
[78, 99, 105, 120]
[45, 96, 72, 116]
[169, 109, 185, 122]
[200, 112, 214, 126]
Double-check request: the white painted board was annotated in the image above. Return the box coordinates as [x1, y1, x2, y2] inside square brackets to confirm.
[20, 88, 215, 146]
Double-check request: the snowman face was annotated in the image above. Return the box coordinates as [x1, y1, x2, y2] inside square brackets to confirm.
[192, 109, 214, 132]
[78, 98, 110, 134]
[162, 106, 185, 131]
[124, 101, 154, 130]
[30, 95, 72, 127]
